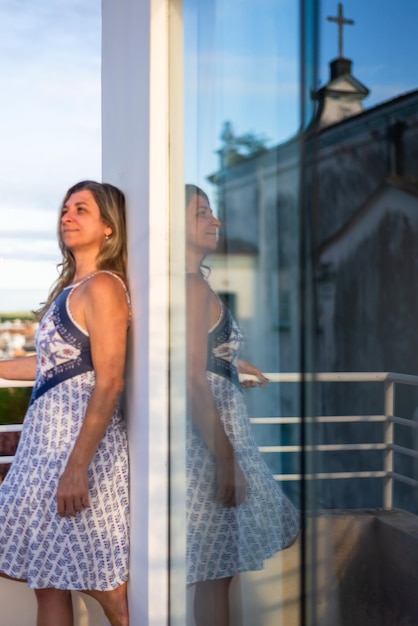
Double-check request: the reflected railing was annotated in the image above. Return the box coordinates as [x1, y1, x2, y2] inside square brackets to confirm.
[245, 372, 418, 511]
[2, 374, 418, 511]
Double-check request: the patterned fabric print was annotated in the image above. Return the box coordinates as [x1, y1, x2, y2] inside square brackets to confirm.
[0, 374, 129, 590]
[31, 288, 93, 404]
[206, 303, 242, 388]
[0, 284, 129, 590]
[210, 302, 243, 364]
[37, 303, 81, 374]
[187, 306, 299, 584]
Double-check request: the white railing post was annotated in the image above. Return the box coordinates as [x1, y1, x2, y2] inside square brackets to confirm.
[384, 379, 395, 510]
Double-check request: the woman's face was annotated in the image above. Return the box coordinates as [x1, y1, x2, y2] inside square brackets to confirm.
[60, 189, 112, 255]
[186, 193, 221, 254]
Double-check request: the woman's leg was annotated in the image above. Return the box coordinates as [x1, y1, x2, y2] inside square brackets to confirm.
[34, 588, 73, 626]
[194, 576, 233, 626]
[82, 581, 129, 626]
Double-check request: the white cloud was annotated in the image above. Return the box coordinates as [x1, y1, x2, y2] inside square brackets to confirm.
[0, 1, 101, 308]
[0, 0, 101, 208]
[0, 256, 58, 291]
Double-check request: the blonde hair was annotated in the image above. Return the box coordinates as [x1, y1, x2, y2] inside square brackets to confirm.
[185, 184, 209, 208]
[36, 180, 127, 319]
[185, 184, 212, 277]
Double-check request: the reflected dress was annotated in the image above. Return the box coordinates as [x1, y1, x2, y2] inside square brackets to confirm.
[187, 297, 299, 584]
[0, 272, 129, 590]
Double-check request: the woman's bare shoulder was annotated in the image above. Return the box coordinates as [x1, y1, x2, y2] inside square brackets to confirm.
[79, 272, 129, 318]
[186, 273, 221, 327]
[186, 273, 210, 296]
[84, 271, 127, 297]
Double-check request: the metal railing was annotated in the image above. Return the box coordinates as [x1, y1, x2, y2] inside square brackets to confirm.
[247, 372, 418, 511]
[0, 379, 33, 464]
[2, 373, 418, 510]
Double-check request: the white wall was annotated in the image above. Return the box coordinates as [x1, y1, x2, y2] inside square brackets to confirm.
[102, 1, 174, 624]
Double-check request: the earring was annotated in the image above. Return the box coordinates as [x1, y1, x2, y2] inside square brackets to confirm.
[105, 234, 110, 240]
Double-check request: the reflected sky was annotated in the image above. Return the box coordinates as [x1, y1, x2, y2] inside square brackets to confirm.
[1, 0, 418, 310]
[185, 0, 418, 198]
[320, 0, 418, 103]
[184, 0, 299, 197]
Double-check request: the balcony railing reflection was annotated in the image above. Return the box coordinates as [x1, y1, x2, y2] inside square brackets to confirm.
[245, 372, 418, 512]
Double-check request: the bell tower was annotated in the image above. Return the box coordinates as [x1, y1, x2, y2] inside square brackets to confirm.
[315, 3, 369, 129]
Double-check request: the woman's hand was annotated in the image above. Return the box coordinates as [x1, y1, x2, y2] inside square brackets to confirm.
[237, 359, 269, 388]
[57, 465, 90, 517]
[215, 456, 248, 507]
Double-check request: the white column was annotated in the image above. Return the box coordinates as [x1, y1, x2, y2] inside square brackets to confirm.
[101, 1, 178, 624]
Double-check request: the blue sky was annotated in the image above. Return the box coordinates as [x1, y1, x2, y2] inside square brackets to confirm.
[184, 0, 300, 192]
[186, 0, 418, 196]
[0, 0, 101, 311]
[1, 0, 418, 311]
[320, 0, 418, 104]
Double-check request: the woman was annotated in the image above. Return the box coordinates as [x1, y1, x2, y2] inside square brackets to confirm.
[0, 181, 130, 626]
[186, 184, 299, 626]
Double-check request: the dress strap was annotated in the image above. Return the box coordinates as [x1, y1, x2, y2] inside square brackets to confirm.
[71, 270, 129, 298]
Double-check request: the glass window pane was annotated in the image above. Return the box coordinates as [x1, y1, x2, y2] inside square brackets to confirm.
[183, 1, 309, 623]
[178, 0, 418, 623]
[310, 1, 418, 625]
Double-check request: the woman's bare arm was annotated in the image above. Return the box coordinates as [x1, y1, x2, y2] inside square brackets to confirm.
[0, 355, 37, 381]
[186, 274, 247, 506]
[56, 273, 129, 517]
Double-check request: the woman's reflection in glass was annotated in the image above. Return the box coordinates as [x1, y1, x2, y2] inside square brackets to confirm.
[185, 184, 299, 626]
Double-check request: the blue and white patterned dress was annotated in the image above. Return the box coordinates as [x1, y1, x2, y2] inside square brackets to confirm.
[187, 298, 299, 584]
[0, 272, 129, 590]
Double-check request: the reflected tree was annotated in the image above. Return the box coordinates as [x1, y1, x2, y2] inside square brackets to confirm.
[219, 121, 269, 167]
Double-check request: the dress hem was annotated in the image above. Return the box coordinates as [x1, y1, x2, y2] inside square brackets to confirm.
[0, 567, 128, 592]
[187, 528, 300, 585]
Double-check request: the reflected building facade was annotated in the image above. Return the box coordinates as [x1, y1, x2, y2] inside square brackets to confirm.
[207, 46, 418, 509]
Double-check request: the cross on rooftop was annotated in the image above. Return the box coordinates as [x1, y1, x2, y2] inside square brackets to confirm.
[327, 2, 354, 58]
